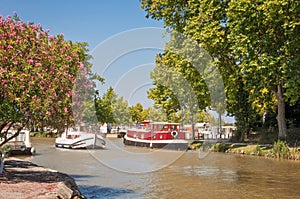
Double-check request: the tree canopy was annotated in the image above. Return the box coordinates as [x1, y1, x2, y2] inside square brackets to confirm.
[141, 0, 300, 140]
[0, 14, 95, 146]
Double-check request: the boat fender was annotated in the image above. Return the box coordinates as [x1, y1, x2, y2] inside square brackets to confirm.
[20, 145, 26, 151]
[171, 131, 178, 138]
[5, 145, 11, 151]
[31, 147, 36, 154]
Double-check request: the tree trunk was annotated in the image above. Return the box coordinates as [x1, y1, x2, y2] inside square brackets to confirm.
[275, 82, 287, 141]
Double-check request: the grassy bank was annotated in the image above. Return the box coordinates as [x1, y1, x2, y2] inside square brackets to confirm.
[30, 131, 57, 138]
[189, 140, 300, 161]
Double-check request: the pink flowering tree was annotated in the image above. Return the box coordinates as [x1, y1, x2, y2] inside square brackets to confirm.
[0, 14, 97, 146]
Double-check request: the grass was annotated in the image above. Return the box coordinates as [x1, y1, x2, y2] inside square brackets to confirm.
[30, 131, 57, 138]
[187, 140, 300, 161]
[224, 141, 300, 160]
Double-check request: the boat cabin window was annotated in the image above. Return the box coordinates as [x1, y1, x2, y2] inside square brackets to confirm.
[152, 124, 180, 131]
[152, 124, 165, 131]
[170, 125, 178, 130]
[162, 125, 169, 130]
[16, 132, 25, 141]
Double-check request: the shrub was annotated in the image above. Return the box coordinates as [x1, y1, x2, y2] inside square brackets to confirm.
[189, 141, 203, 150]
[271, 140, 290, 159]
[212, 143, 230, 152]
[253, 145, 263, 156]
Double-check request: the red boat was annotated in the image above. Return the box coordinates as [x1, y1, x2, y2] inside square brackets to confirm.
[123, 121, 189, 151]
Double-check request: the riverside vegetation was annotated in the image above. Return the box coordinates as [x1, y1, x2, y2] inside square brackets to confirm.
[189, 140, 300, 161]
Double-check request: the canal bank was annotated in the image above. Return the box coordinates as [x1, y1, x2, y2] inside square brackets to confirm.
[0, 157, 84, 198]
[189, 140, 300, 161]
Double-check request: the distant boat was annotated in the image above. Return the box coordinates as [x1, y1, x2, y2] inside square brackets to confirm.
[55, 127, 106, 149]
[123, 121, 189, 151]
[1, 129, 35, 155]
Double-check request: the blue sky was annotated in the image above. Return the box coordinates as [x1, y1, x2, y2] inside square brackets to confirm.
[0, 0, 164, 50]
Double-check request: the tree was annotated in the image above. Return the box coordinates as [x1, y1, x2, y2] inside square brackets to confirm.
[95, 87, 117, 124]
[227, 0, 300, 140]
[111, 97, 131, 125]
[141, 0, 300, 140]
[0, 14, 92, 146]
[71, 42, 103, 126]
[95, 86, 131, 125]
[147, 107, 168, 122]
[129, 103, 148, 124]
[142, 0, 228, 135]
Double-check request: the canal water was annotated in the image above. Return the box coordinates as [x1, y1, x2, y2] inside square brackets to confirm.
[25, 137, 300, 199]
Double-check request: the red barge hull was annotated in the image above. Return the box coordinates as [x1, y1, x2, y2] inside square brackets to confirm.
[123, 136, 188, 151]
[123, 122, 189, 151]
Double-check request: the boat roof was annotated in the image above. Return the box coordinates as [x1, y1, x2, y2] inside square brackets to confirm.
[151, 122, 180, 125]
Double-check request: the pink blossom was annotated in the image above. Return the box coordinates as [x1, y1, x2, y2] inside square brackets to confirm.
[35, 62, 41, 67]
[46, 111, 51, 115]
[28, 59, 34, 64]
[64, 108, 68, 113]
[7, 45, 13, 49]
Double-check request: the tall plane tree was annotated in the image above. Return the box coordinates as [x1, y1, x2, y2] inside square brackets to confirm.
[141, 0, 300, 140]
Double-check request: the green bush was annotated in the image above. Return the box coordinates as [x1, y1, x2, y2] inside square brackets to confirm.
[253, 145, 263, 156]
[212, 143, 230, 152]
[32, 131, 56, 138]
[189, 141, 203, 150]
[271, 140, 290, 159]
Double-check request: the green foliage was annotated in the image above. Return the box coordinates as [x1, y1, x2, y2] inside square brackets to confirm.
[147, 107, 167, 122]
[212, 143, 230, 152]
[129, 103, 148, 124]
[271, 140, 290, 159]
[95, 87, 131, 125]
[188, 141, 203, 150]
[253, 145, 263, 156]
[111, 97, 131, 125]
[141, 0, 300, 141]
[31, 131, 56, 138]
[2, 145, 11, 155]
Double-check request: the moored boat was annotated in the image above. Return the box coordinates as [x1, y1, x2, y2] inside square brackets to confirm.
[55, 127, 106, 149]
[2, 129, 35, 155]
[123, 121, 189, 151]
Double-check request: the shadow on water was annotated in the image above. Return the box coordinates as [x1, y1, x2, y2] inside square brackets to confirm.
[78, 185, 135, 199]
[70, 174, 97, 182]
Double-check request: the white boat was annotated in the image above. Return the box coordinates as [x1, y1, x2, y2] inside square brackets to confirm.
[1, 129, 35, 155]
[55, 128, 106, 149]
